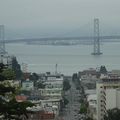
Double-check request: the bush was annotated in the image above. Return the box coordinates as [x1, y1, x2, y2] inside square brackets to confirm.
[63, 80, 71, 91]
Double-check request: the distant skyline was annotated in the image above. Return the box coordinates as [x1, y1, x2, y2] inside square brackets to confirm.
[0, 0, 120, 39]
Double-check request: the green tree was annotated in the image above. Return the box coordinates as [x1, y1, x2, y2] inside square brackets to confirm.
[79, 103, 87, 114]
[0, 63, 5, 72]
[0, 63, 34, 120]
[29, 73, 39, 81]
[100, 65, 107, 74]
[63, 79, 71, 91]
[104, 108, 120, 120]
[63, 97, 69, 105]
[29, 73, 39, 87]
[1, 68, 15, 80]
[0, 63, 7, 81]
[11, 56, 23, 79]
[36, 82, 45, 89]
[0, 98, 34, 120]
[72, 73, 78, 81]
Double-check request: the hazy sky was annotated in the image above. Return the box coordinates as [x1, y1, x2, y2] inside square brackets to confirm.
[0, 0, 120, 39]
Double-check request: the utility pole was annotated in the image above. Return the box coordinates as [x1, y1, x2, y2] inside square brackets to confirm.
[55, 63, 58, 74]
[92, 18, 102, 55]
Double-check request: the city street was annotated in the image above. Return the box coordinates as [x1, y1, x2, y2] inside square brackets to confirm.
[61, 78, 81, 120]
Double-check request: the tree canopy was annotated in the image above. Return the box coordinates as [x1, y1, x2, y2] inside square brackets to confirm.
[63, 79, 71, 91]
[104, 108, 120, 120]
[0, 63, 34, 120]
[1, 68, 15, 80]
[11, 56, 23, 79]
[79, 103, 87, 114]
[100, 65, 107, 74]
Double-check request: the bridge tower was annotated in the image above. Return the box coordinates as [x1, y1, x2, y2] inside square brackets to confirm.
[0, 25, 7, 55]
[92, 18, 102, 55]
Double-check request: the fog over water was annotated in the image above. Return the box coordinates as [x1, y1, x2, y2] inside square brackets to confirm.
[6, 42, 120, 75]
[0, 0, 120, 39]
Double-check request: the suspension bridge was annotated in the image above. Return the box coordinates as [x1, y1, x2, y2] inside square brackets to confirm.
[1, 18, 120, 55]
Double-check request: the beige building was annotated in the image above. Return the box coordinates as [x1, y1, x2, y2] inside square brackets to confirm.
[87, 94, 97, 120]
[97, 77, 120, 120]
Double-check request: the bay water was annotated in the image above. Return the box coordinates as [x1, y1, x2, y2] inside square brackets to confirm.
[6, 42, 120, 75]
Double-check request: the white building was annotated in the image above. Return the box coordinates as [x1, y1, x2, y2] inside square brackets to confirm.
[27, 98, 61, 120]
[30, 73, 64, 118]
[22, 79, 34, 91]
[29, 98, 61, 118]
[87, 94, 97, 120]
[46, 74, 64, 82]
[97, 78, 120, 120]
[43, 74, 64, 99]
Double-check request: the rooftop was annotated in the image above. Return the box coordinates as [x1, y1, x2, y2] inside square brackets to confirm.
[15, 95, 27, 102]
[98, 78, 120, 84]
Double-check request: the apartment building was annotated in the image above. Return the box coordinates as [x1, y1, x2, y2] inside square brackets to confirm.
[27, 73, 64, 119]
[97, 77, 120, 120]
[43, 74, 63, 99]
[22, 79, 34, 91]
